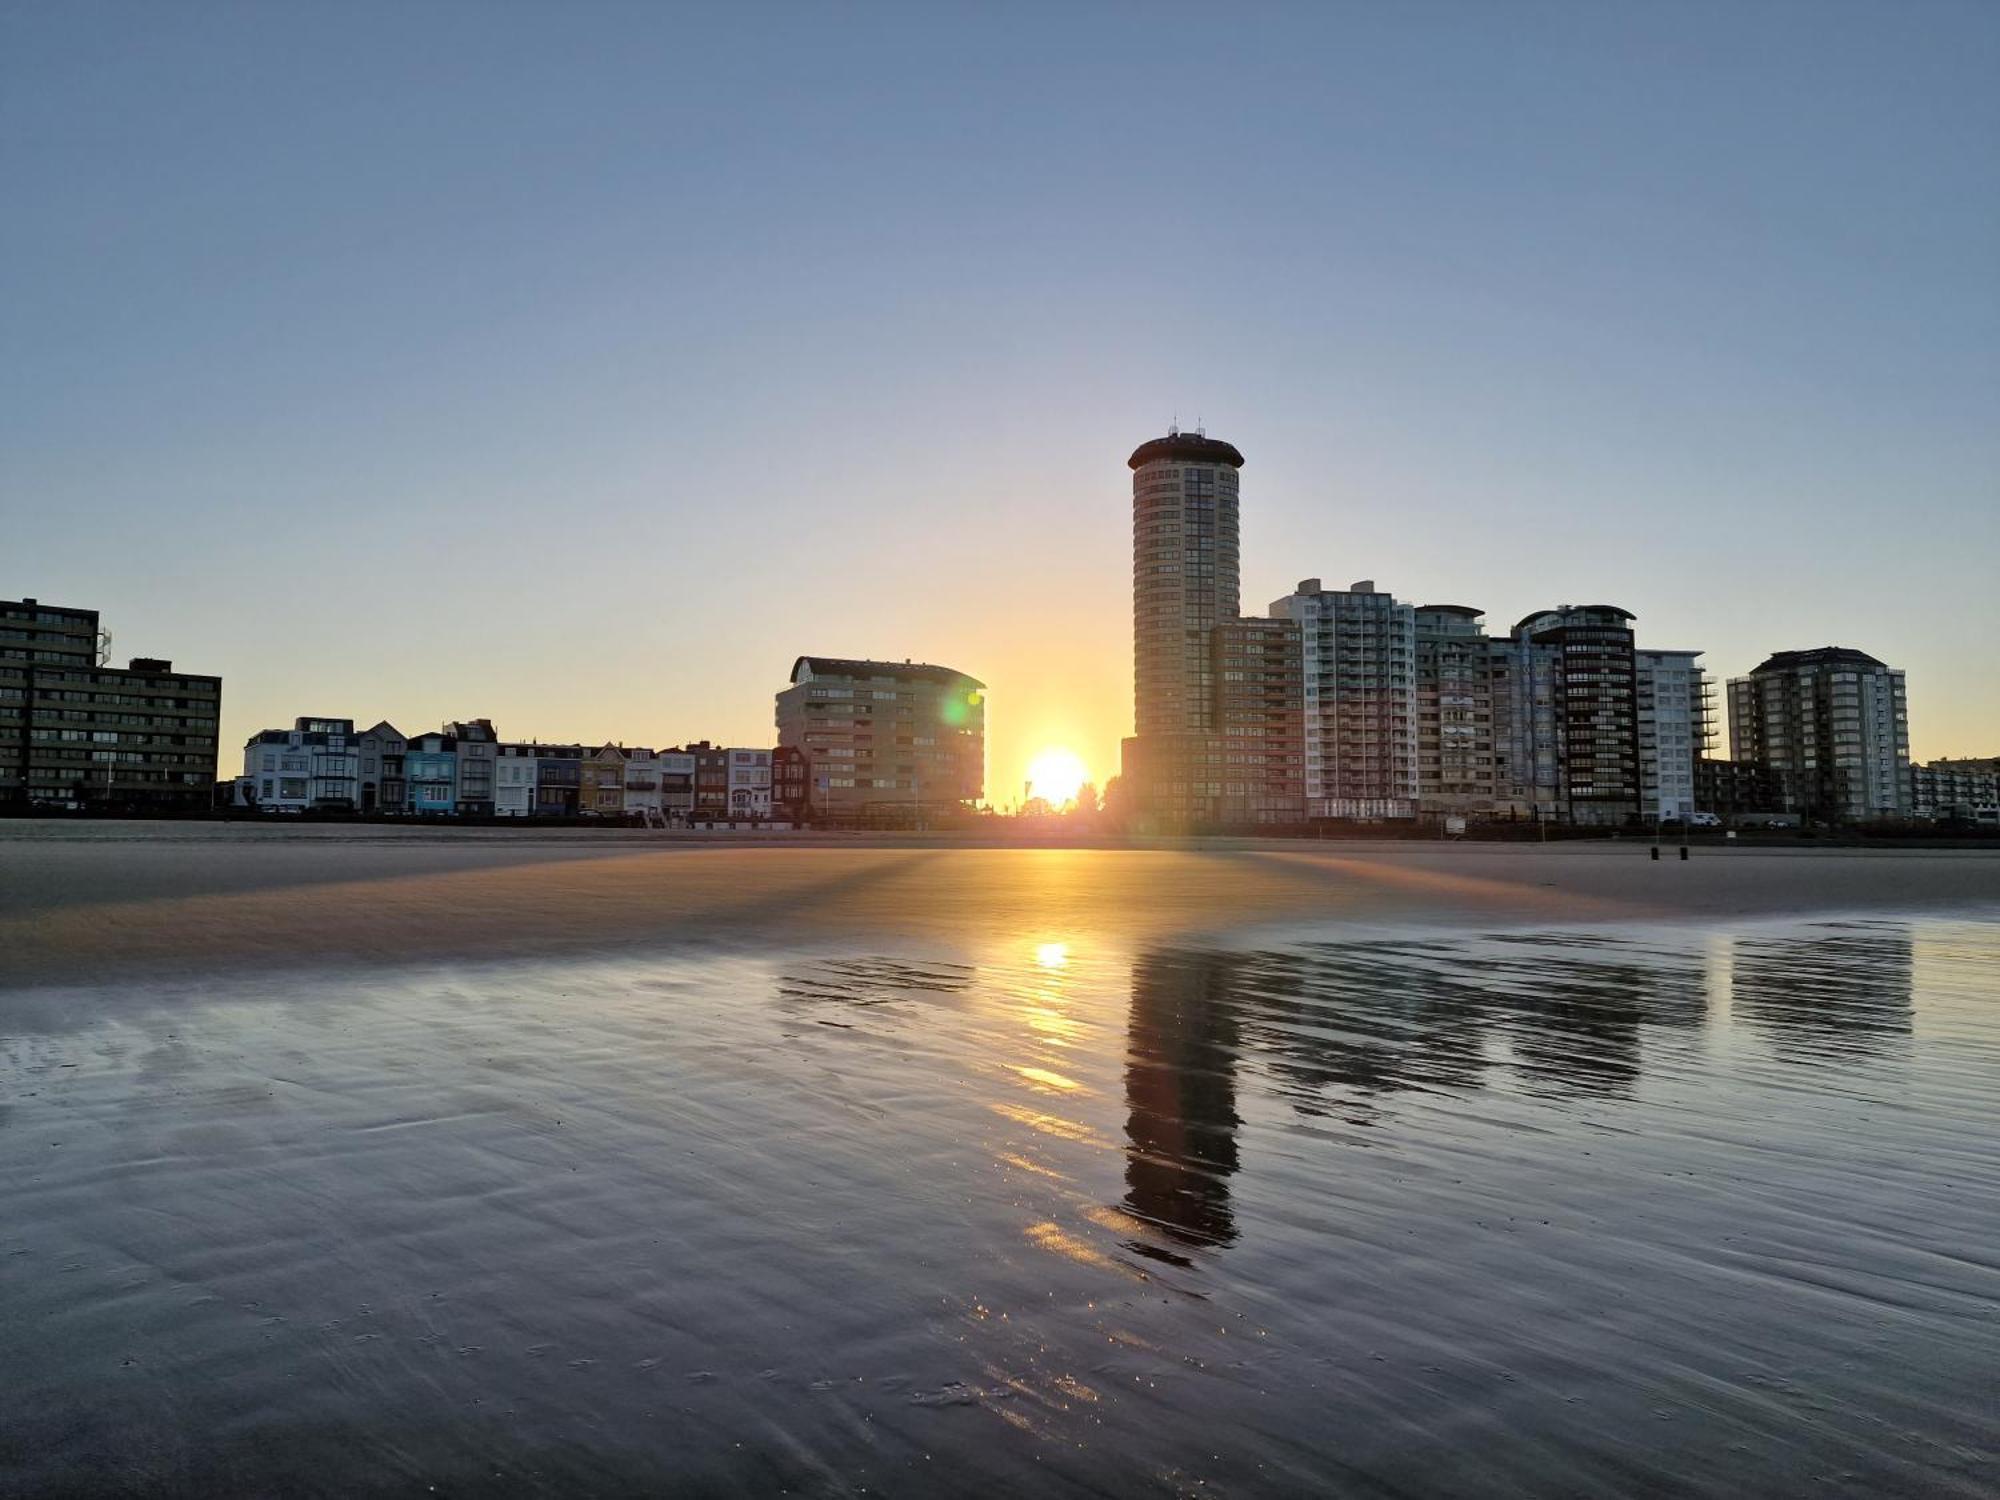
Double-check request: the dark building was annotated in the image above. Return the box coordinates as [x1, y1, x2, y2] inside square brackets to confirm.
[534, 746, 584, 817]
[2, 597, 221, 812]
[1727, 647, 1909, 822]
[1211, 616, 1305, 824]
[680, 741, 730, 818]
[1694, 757, 1785, 821]
[1509, 605, 1641, 825]
[1122, 430, 1268, 830]
[358, 721, 407, 813]
[772, 744, 811, 823]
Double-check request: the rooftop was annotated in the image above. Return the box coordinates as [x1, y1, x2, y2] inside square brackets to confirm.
[1128, 433, 1245, 470]
[792, 655, 985, 690]
[1749, 646, 1891, 675]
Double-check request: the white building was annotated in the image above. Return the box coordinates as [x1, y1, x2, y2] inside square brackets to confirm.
[1636, 650, 1708, 822]
[1268, 579, 1418, 819]
[240, 717, 361, 812]
[726, 747, 773, 818]
[495, 742, 540, 817]
[622, 748, 667, 820]
[658, 750, 697, 821]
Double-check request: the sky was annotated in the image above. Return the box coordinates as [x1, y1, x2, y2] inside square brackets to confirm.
[3, 1, 1996, 801]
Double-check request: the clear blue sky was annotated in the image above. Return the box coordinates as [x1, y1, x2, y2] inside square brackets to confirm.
[4, 1, 1995, 794]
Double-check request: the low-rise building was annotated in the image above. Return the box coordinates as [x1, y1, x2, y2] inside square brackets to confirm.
[404, 729, 459, 816]
[240, 717, 360, 811]
[773, 745, 811, 823]
[358, 721, 407, 813]
[535, 745, 585, 817]
[580, 744, 628, 817]
[622, 748, 667, 820]
[445, 719, 499, 817]
[726, 747, 773, 819]
[1909, 758, 2000, 823]
[1694, 757, 1785, 821]
[496, 742, 541, 817]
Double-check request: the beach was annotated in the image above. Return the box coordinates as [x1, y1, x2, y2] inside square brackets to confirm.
[3, 826, 1997, 1495]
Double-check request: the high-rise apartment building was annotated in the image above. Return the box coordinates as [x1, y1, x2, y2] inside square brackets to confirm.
[1504, 606, 1642, 825]
[2, 597, 221, 812]
[1210, 617, 1305, 823]
[1123, 431, 1248, 827]
[1413, 604, 1501, 816]
[1728, 647, 1909, 822]
[775, 656, 984, 824]
[1269, 579, 1418, 818]
[1635, 650, 1710, 822]
[1130, 432, 1242, 740]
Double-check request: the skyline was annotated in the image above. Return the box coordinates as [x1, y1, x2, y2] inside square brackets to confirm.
[4, 4, 1997, 797]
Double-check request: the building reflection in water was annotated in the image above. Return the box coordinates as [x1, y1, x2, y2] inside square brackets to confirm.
[1122, 952, 1243, 1256]
[1484, 934, 1708, 1099]
[1728, 921, 1914, 1061]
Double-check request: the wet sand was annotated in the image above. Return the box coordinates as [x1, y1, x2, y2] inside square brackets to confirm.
[2, 822, 1997, 989]
[2, 828, 1997, 1495]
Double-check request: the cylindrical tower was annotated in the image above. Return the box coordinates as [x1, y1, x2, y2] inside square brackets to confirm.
[1128, 432, 1244, 740]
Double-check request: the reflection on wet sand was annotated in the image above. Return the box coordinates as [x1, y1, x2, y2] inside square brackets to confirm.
[1122, 953, 1242, 1256]
[1730, 920, 1914, 1061]
[4, 904, 1989, 1500]
[1108, 924, 1923, 1266]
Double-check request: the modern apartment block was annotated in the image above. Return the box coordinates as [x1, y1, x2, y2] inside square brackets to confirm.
[1, 597, 221, 812]
[1122, 431, 1248, 827]
[1635, 649, 1710, 822]
[1413, 605, 1500, 816]
[240, 717, 361, 811]
[1505, 606, 1642, 826]
[1728, 647, 1909, 823]
[1210, 616, 1305, 823]
[775, 656, 985, 824]
[1269, 580, 1417, 818]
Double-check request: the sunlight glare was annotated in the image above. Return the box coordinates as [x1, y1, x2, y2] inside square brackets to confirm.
[1025, 748, 1089, 807]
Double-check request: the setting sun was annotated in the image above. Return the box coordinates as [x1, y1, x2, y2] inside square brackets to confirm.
[1024, 748, 1090, 807]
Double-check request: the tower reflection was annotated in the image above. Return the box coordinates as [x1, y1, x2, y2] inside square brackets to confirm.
[1729, 922, 1914, 1061]
[1122, 951, 1243, 1254]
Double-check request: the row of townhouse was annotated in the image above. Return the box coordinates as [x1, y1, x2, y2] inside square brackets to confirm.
[236, 719, 809, 824]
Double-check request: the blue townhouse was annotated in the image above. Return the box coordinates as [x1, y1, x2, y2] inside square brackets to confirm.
[403, 728, 458, 815]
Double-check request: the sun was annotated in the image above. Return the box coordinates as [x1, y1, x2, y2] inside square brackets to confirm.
[1025, 748, 1089, 808]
